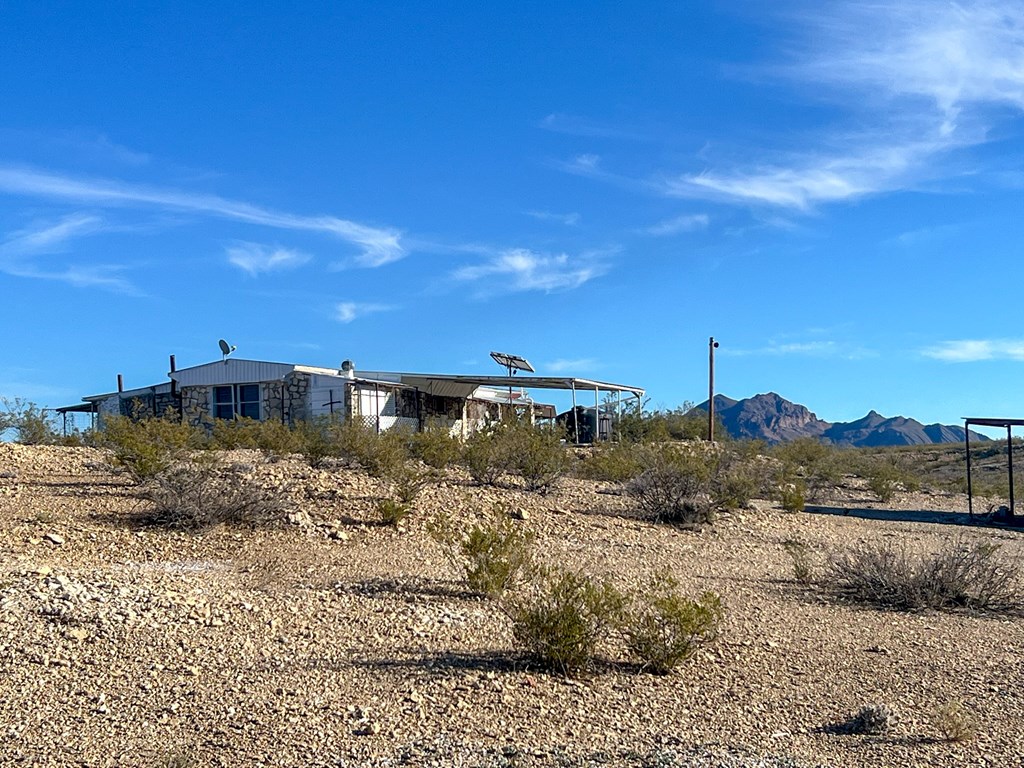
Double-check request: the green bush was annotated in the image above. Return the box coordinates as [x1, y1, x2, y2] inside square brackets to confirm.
[385, 460, 437, 505]
[428, 506, 535, 598]
[861, 456, 922, 503]
[626, 444, 717, 525]
[625, 573, 723, 674]
[771, 438, 842, 501]
[140, 460, 287, 530]
[343, 423, 410, 477]
[100, 414, 204, 482]
[0, 398, 61, 445]
[376, 498, 413, 527]
[774, 477, 807, 512]
[827, 538, 1021, 613]
[574, 442, 644, 482]
[410, 424, 462, 470]
[782, 539, 815, 583]
[507, 424, 568, 493]
[462, 428, 511, 486]
[508, 568, 626, 675]
[209, 417, 299, 457]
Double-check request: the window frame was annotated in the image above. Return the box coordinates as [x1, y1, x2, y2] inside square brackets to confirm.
[212, 384, 262, 421]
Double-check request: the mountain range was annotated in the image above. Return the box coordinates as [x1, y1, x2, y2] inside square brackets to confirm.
[693, 393, 989, 446]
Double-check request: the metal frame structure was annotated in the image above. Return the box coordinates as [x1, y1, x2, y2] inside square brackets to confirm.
[963, 417, 1024, 518]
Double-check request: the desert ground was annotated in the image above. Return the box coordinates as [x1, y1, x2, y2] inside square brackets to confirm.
[1, 443, 1022, 767]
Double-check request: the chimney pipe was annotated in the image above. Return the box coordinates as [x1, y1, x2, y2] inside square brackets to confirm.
[117, 374, 124, 393]
[169, 355, 178, 397]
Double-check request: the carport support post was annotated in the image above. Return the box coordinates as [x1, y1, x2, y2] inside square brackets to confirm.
[595, 387, 599, 442]
[966, 425, 974, 516]
[570, 382, 579, 444]
[1009, 425, 1015, 517]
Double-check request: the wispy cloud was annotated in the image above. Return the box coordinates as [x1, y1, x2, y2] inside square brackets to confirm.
[226, 242, 311, 276]
[525, 209, 581, 226]
[335, 301, 393, 323]
[723, 339, 875, 360]
[921, 339, 1024, 362]
[538, 113, 645, 140]
[453, 248, 609, 295]
[0, 214, 137, 293]
[546, 357, 598, 373]
[667, 0, 1024, 210]
[641, 213, 709, 236]
[0, 166, 405, 267]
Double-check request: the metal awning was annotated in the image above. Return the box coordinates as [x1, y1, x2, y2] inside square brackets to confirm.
[397, 373, 644, 399]
[54, 402, 98, 414]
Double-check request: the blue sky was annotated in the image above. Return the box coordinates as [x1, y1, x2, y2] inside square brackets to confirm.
[3, 1, 1024, 432]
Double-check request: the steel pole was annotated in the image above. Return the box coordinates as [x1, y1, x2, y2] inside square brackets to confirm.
[708, 337, 716, 443]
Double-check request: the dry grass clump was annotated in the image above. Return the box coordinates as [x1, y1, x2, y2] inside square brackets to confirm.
[429, 506, 535, 598]
[782, 539, 816, 583]
[139, 460, 288, 530]
[931, 700, 977, 743]
[625, 573, 723, 674]
[827, 538, 1021, 614]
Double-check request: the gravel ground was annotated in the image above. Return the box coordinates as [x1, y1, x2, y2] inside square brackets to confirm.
[1, 444, 1022, 767]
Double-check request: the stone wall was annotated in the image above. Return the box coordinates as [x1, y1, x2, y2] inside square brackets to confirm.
[180, 386, 211, 428]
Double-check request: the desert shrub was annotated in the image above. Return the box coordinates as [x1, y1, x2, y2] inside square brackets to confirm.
[782, 539, 815, 583]
[711, 444, 771, 510]
[385, 460, 437, 504]
[827, 538, 1021, 613]
[462, 428, 512, 486]
[626, 444, 717, 525]
[209, 417, 299, 457]
[140, 460, 287, 530]
[861, 456, 922, 503]
[0, 398, 60, 445]
[774, 476, 807, 512]
[100, 414, 204, 482]
[376, 498, 413, 527]
[293, 416, 343, 467]
[508, 568, 626, 675]
[506, 424, 568, 493]
[343, 423, 410, 477]
[410, 424, 462, 470]
[428, 506, 535, 598]
[932, 701, 976, 743]
[575, 441, 645, 482]
[612, 403, 728, 444]
[625, 573, 723, 674]
[772, 438, 843, 501]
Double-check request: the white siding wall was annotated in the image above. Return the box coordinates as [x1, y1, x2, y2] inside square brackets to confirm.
[308, 374, 350, 418]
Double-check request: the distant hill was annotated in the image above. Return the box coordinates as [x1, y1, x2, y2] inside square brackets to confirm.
[694, 393, 989, 446]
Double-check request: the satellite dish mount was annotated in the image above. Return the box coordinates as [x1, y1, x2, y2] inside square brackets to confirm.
[218, 339, 237, 362]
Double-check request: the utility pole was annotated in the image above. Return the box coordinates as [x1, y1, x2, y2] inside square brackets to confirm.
[708, 336, 719, 442]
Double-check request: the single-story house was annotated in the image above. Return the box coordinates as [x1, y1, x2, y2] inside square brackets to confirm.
[60, 357, 644, 441]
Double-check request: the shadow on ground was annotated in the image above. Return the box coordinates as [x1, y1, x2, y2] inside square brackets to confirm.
[804, 505, 1024, 530]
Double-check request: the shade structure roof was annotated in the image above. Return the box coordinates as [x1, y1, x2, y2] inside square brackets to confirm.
[397, 373, 644, 401]
[964, 418, 1024, 428]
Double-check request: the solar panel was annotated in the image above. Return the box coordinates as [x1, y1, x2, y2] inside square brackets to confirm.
[490, 351, 535, 373]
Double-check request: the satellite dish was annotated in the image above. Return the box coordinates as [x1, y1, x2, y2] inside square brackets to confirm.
[218, 339, 237, 361]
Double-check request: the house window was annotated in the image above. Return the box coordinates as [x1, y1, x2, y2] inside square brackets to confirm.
[214, 384, 261, 420]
